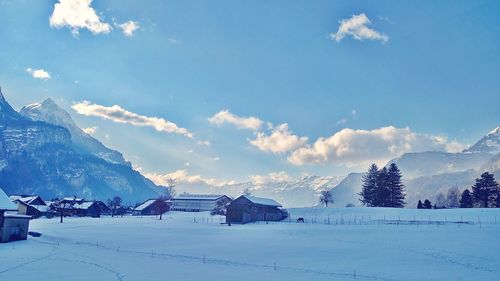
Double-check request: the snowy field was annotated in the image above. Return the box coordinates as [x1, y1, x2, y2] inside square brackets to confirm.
[1, 208, 500, 281]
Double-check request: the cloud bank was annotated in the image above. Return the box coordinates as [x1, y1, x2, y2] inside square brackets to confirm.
[288, 126, 467, 166]
[250, 123, 308, 154]
[72, 101, 193, 138]
[145, 169, 236, 187]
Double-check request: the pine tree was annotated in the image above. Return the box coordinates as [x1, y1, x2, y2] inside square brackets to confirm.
[376, 167, 390, 207]
[359, 164, 379, 207]
[417, 200, 423, 209]
[471, 172, 499, 208]
[446, 187, 460, 208]
[386, 163, 406, 208]
[423, 199, 432, 209]
[459, 189, 473, 208]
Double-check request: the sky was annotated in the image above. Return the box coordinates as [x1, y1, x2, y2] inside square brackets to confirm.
[0, 0, 499, 186]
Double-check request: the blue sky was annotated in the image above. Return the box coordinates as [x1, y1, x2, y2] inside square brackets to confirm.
[0, 0, 499, 185]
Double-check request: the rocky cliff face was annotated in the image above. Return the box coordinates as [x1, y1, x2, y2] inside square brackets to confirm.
[0, 89, 161, 203]
[20, 98, 129, 166]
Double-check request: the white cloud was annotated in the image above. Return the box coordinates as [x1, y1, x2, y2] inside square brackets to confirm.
[117, 20, 139, 37]
[83, 126, 98, 135]
[49, 0, 112, 36]
[168, 37, 180, 44]
[26, 68, 51, 80]
[72, 101, 193, 138]
[145, 169, 235, 187]
[213, 157, 220, 161]
[288, 126, 466, 166]
[331, 13, 388, 43]
[249, 171, 293, 185]
[250, 123, 308, 154]
[197, 140, 211, 147]
[208, 110, 263, 131]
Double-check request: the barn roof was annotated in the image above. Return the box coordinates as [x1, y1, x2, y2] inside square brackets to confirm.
[134, 199, 157, 211]
[0, 187, 16, 211]
[243, 195, 282, 207]
[173, 194, 227, 201]
[73, 202, 95, 210]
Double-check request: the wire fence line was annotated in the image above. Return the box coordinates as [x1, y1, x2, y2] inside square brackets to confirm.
[28, 238, 398, 281]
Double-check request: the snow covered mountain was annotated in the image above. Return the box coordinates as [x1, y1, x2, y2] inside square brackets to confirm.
[464, 126, 500, 154]
[175, 175, 341, 208]
[0, 89, 161, 203]
[330, 127, 500, 208]
[20, 98, 129, 166]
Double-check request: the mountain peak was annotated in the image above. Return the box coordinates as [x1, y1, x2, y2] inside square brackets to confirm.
[464, 126, 500, 154]
[488, 126, 500, 136]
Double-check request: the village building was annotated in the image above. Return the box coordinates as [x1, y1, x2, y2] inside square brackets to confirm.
[1, 188, 30, 243]
[133, 199, 170, 216]
[171, 194, 231, 212]
[73, 201, 110, 218]
[226, 195, 287, 224]
[10, 195, 49, 218]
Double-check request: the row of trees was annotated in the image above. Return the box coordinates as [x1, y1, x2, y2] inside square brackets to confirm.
[417, 172, 500, 209]
[359, 163, 406, 208]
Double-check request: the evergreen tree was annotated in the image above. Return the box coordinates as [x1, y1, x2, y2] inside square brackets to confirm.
[376, 167, 391, 207]
[386, 163, 406, 208]
[417, 200, 423, 209]
[459, 189, 473, 208]
[496, 191, 500, 208]
[359, 164, 379, 207]
[423, 199, 432, 209]
[471, 172, 499, 208]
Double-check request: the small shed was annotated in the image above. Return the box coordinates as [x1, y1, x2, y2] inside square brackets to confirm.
[133, 199, 169, 216]
[1, 188, 30, 243]
[226, 195, 287, 224]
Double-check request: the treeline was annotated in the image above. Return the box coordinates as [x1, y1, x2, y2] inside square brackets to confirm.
[359, 163, 406, 208]
[418, 172, 500, 209]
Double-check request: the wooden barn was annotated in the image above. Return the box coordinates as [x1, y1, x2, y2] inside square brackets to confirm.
[133, 199, 170, 216]
[10, 195, 49, 218]
[226, 195, 287, 224]
[1, 188, 30, 243]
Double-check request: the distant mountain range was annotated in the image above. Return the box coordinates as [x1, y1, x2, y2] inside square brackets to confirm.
[0, 87, 498, 208]
[330, 127, 500, 208]
[0, 89, 162, 204]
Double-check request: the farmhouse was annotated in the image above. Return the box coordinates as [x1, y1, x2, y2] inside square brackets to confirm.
[10, 195, 49, 218]
[1, 188, 30, 243]
[171, 194, 231, 212]
[226, 195, 287, 224]
[133, 199, 169, 216]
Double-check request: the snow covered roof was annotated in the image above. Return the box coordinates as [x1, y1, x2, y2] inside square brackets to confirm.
[62, 197, 84, 202]
[0, 188, 17, 211]
[134, 199, 157, 211]
[173, 194, 226, 201]
[73, 202, 95, 210]
[243, 195, 282, 207]
[9, 195, 45, 206]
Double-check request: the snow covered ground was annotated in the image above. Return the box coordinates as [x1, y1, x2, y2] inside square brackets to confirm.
[1, 208, 500, 281]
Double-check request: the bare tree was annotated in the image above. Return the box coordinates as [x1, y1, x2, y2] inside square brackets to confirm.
[243, 188, 252, 196]
[319, 190, 334, 207]
[107, 196, 122, 217]
[52, 198, 72, 223]
[165, 178, 177, 199]
[446, 187, 460, 208]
